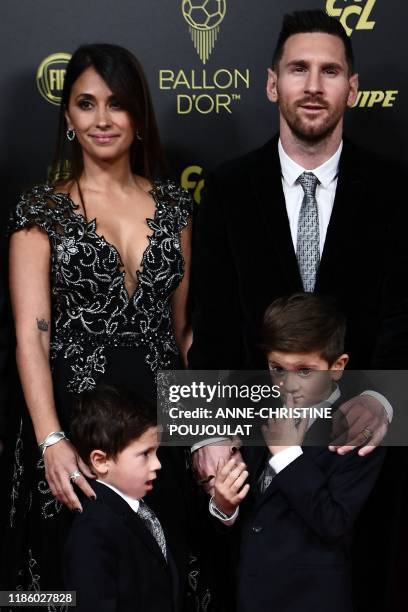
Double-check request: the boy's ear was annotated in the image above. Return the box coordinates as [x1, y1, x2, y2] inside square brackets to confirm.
[330, 353, 349, 381]
[89, 449, 109, 476]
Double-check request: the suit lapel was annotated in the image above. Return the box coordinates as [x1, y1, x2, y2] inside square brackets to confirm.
[250, 137, 303, 292]
[316, 139, 365, 291]
[89, 481, 168, 568]
[252, 445, 327, 510]
[123, 508, 169, 568]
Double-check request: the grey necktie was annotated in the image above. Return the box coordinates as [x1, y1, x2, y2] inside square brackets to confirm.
[138, 499, 167, 560]
[296, 172, 320, 292]
[258, 460, 276, 494]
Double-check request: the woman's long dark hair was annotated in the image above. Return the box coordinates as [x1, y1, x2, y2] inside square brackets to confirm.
[50, 43, 167, 185]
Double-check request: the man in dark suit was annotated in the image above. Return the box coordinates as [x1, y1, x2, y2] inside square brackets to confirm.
[189, 8, 406, 469]
[64, 386, 178, 612]
[189, 9, 407, 611]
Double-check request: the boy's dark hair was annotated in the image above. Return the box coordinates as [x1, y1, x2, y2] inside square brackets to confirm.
[70, 385, 157, 466]
[261, 293, 346, 365]
[272, 10, 355, 74]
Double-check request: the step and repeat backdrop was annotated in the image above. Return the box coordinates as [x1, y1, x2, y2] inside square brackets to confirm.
[0, 0, 406, 215]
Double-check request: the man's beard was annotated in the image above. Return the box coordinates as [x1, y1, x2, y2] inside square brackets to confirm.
[281, 97, 345, 144]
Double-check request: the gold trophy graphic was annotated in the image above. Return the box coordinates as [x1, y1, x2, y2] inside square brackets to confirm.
[182, 0, 226, 64]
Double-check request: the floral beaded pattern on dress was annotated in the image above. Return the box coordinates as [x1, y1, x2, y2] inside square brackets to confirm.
[9, 179, 193, 392]
[6, 180, 193, 607]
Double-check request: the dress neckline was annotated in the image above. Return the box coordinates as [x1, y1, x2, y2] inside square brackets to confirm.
[50, 182, 161, 302]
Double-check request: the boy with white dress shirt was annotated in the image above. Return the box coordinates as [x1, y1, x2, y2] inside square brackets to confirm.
[211, 293, 386, 612]
[64, 384, 178, 612]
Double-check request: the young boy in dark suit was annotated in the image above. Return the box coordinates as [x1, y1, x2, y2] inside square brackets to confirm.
[64, 385, 178, 612]
[212, 293, 386, 612]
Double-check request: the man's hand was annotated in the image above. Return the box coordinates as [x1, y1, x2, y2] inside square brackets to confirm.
[329, 394, 389, 457]
[214, 457, 249, 516]
[192, 439, 242, 495]
[262, 393, 308, 455]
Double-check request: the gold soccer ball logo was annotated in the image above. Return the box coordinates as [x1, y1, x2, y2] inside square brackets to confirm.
[182, 0, 226, 64]
[36, 52, 71, 105]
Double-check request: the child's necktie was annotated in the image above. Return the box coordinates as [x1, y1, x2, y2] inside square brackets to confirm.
[138, 499, 167, 560]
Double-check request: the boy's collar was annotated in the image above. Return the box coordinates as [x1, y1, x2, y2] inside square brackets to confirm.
[96, 479, 140, 513]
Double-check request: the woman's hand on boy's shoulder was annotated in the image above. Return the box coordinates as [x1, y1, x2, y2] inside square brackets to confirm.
[214, 457, 249, 517]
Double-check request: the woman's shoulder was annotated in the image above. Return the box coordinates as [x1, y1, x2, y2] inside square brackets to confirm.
[152, 178, 194, 214]
[8, 183, 75, 236]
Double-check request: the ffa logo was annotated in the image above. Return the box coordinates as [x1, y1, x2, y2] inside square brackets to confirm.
[36, 52, 71, 105]
[182, 0, 227, 64]
[326, 0, 376, 37]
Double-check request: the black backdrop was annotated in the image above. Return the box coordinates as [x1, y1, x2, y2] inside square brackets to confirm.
[0, 1, 407, 607]
[0, 0, 406, 210]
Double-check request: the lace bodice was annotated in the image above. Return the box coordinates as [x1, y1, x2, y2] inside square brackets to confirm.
[9, 180, 193, 390]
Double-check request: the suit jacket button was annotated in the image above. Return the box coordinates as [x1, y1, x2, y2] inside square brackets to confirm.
[252, 525, 263, 534]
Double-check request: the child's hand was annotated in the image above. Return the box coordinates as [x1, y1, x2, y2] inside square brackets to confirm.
[214, 457, 250, 516]
[262, 393, 309, 455]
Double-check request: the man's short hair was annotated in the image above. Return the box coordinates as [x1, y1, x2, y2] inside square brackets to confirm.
[261, 293, 346, 365]
[70, 384, 157, 466]
[272, 9, 355, 74]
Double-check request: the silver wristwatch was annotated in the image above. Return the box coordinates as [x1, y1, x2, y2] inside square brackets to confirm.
[38, 431, 67, 457]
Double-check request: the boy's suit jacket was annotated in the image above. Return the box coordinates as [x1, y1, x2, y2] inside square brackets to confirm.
[64, 480, 178, 612]
[189, 135, 408, 371]
[238, 408, 386, 612]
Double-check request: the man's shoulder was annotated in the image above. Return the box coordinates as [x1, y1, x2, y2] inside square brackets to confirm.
[341, 138, 406, 177]
[209, 137, 278, 182]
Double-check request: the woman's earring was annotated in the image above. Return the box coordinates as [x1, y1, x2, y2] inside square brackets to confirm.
[136, 130, 143, 142]
[66, 128, 76, 142]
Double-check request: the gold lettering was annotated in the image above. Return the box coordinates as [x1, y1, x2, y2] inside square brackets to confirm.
[174, 70, 190, 89]
[340, 6, 362, 37]
[160, 69, 250, 91]
[213, 69, 233, 89]
[159, 70, 175, 90]
[325, 0, 342, 18]
[49, 69, 65, 90]
[177, 95, 192, 114]
[216, 94, 232, 114]
[353, 91, 371, 107]
[181, 166, 204, 204]
[357, 0, 376, 30]
[181, 166, 202, 190]
[383, 91, 398, 107]
[235, 69, 250, 89]
[195, 94, 214, 114]
[367, 91, 385, 107]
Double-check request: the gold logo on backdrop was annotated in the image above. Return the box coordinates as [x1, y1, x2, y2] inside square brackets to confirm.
[326, 0, 376, 36]
[36, 52, 71, 105]
[182, 0, 226, 64]
[181, 166, 204, 203]
[353, 90, 399, 108]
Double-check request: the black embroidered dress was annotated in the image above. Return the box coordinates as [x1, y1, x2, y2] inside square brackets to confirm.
[4, 180, 195, 605]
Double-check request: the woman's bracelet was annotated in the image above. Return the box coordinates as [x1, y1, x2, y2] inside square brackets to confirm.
[38, 431, 68, 457]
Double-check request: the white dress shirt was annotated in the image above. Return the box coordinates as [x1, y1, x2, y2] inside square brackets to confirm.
[278, 139, 392, 422]
[269, 385, 341, 474]
[278, 139, 342, 256]
[96, 479, 140, 513]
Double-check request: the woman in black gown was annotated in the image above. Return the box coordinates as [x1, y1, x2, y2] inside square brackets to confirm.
[4, 43, 206, 609]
